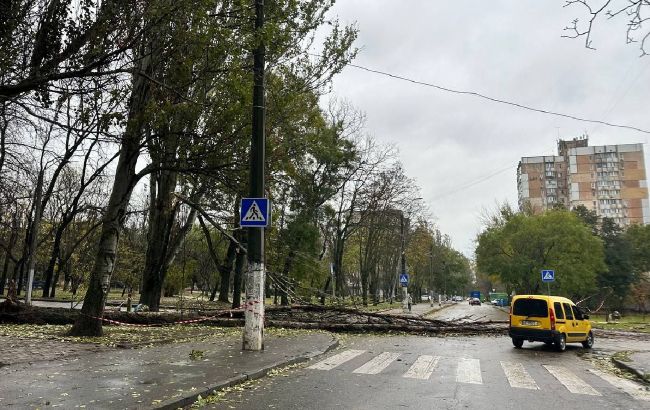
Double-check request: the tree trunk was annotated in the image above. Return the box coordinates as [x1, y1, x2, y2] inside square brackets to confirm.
[280, 250, 295, 306]
[231, 231, 246, 309]
[68, 45, 154, 336]
[42, 223, 65, 297]
[334, 240, 345, 298]
[0, 212, 18, 294]
[49, 255, 63, 298]
[139, 168, 178, 311]
[217, 238, 237, 302]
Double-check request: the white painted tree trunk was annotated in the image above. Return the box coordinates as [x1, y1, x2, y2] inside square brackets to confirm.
[243, 261, 265, 351]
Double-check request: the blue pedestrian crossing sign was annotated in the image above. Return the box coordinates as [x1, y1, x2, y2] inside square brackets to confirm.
[399, 273, 409, 287]
[541, 269, 555, 282]
[240, 198, 270, 227]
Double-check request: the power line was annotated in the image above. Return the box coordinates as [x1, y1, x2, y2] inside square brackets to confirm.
[344, 63, 650, 135]
[431, 164, 516, 201]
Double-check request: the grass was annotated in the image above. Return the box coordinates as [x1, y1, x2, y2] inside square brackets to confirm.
[0, 322, 324, 348]
[589, 313, 650, 333]
[0, 323, 241, 347]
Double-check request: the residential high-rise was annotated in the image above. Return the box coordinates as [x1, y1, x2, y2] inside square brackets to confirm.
[517, 136, 649, 226]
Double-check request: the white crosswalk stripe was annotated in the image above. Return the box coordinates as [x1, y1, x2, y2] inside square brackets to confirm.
[353, 352, 401, 374]
[308, 349, 366, 370]
[307, 352, 650, 401]
[456, 357, 482, 384]
[543, 365, 601, 396]
[403, 355, 440, 380]
[588, 368, 650, 401]
[501, 361, 539, 390]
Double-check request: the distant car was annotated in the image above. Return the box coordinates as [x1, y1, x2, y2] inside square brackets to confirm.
[491, 299, 499, 305]
[469, 298, 481, 306]
[31, 280, 45, 289]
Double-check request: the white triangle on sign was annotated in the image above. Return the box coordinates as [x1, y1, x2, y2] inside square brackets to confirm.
[243, 201, 266, 222]
[543, 272, 553, 280]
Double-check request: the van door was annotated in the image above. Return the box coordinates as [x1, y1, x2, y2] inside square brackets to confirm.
[562, 302, 577, 341]
[571, 305, 588, 340]
[553, 302, 567, 333]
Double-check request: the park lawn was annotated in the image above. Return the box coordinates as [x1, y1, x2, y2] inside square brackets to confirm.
[590, 313, 650, 333]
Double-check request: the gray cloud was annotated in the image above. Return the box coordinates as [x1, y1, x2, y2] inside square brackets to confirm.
[327, 0, 650, 256]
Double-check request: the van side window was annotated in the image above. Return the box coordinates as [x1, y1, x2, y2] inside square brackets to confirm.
[563, 303, 574, 320]
[571, 305, 583, 320]
[553, 302, 565, 320]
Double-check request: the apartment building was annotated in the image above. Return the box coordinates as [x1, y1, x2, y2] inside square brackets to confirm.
[517, 137, 650, 226]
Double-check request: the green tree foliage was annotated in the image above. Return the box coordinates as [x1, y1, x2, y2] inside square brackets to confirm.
[626, 224, 650, 274]
[476, 209, 605, 298]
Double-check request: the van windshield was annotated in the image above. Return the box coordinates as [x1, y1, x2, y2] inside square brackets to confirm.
[513, 299, 548, 317]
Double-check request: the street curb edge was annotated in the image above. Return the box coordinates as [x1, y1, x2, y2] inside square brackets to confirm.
[155, 334, 339, 410]
[611, 358, 650, 385]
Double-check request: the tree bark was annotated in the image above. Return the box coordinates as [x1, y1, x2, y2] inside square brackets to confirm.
[139, 167, 178, 310]
[217, 237, 237, 302]
[24, 170, 44, 303]
[231, 231, 246, 309]
[68, 45, 154, 336]
[0, 211, 19, 294]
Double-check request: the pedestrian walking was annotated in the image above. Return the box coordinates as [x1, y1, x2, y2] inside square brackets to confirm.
[407, 294, 412, 312]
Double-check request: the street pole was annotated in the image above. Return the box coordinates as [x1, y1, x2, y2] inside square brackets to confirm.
[429, 245, 434, 307]
[243, 0, 266, 351]
[400, 212, 408, 312]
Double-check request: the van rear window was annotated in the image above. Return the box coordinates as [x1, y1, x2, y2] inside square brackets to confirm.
[513, 299, 548, 317]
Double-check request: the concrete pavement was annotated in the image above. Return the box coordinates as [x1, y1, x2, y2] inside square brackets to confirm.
[612, 350, 650, 383]
[0, 331, 338, 409]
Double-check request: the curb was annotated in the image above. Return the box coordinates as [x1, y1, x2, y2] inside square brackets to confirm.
[155, 335, 340, 410]
[612, 357, 650, 385]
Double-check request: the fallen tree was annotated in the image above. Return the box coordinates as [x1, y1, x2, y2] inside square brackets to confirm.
[0, 304, 508, 336]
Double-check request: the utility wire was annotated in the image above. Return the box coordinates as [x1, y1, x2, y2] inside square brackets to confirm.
[344, 62, 650, 135]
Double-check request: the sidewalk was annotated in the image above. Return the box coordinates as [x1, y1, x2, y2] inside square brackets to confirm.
[612, 351, 650, 383]
[0, 331, 337, 409]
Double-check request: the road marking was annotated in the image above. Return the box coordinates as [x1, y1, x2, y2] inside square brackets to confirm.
[403, 355, 440, 380]
[456, 358, 482, 384]
[308, 349, 366, 370]
[500, 361, 539, 390]
[353, 352, 401, 374]
[588, 368, 650, 401]
[544, 365, 601, 396]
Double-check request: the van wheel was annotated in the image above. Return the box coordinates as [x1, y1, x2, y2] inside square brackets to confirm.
[512, 338, 524, 348]
[582, 331, 594, 349]
[555, 334, 566, 352]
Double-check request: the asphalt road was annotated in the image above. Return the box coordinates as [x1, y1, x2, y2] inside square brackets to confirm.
[206, 334, 648, 410]
[428, 300, 509, 322]
[204, 303, 649, 410]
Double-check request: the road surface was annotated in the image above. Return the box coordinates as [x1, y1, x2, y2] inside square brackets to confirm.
[428, 300, 509, 322]
[200, 302, 648, 409]
[203, 334, 649, 409]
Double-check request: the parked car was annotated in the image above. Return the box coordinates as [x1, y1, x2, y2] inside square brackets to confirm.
[508, 294, 593, 352]
[31, 280, 45, 289]
[469, 297, 481, 306]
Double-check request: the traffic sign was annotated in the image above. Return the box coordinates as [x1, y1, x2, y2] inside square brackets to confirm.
[399, 273, 409, 287]
[541, 269, 555, 282]
[240, 198, 270, 227]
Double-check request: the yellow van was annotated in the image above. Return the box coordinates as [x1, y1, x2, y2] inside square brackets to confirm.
[508, 295, 593, 352]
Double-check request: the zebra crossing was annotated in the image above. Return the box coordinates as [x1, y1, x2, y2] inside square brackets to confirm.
[307, 349, 650, 402]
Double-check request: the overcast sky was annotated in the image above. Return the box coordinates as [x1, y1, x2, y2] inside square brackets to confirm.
[325, 0, 650, 257]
